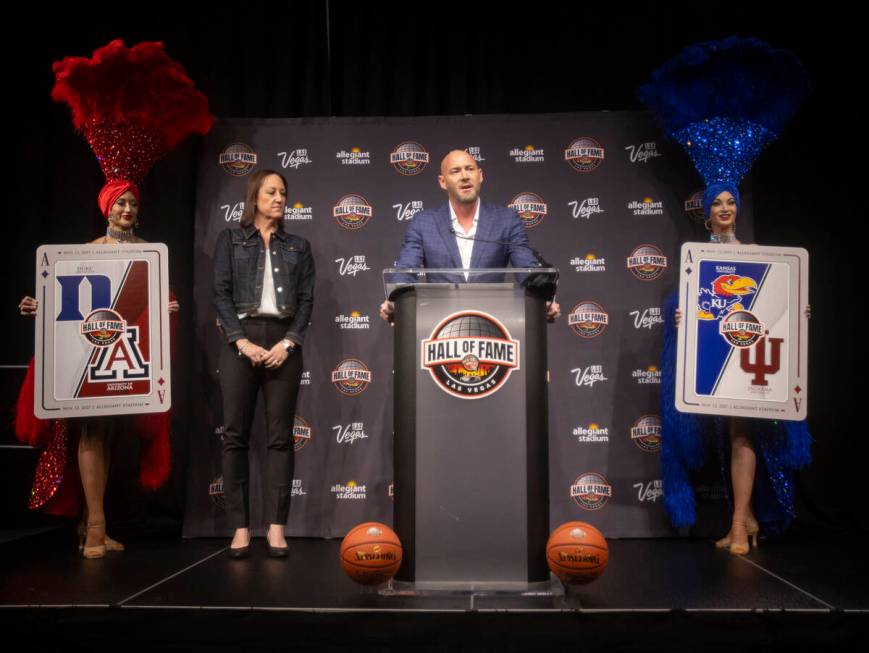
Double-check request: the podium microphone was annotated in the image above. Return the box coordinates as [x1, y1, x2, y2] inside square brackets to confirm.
[448, 229, 559, 301]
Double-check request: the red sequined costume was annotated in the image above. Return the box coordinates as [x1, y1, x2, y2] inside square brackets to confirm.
[15, 39, 212, 514]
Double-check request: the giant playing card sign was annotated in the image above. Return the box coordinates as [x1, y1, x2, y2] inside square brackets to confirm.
[34, 244, 171, 418]
[676, 243, 808, 420]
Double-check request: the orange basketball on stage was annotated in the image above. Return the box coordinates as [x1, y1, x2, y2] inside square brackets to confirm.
[339, 522, 403, 585]
[546, 521, 609, 584]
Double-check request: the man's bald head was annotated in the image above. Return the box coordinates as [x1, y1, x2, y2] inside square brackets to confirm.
[438, 150, 484, 206]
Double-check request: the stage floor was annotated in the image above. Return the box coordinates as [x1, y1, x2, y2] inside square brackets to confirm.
[1, 524, 866, 650]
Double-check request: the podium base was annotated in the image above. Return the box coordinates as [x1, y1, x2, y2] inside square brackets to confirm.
[378, 576, 563, 597]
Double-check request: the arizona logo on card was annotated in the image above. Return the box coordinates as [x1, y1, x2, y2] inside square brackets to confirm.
[34, 244, 171, 418]
[676, 243, 808, 421]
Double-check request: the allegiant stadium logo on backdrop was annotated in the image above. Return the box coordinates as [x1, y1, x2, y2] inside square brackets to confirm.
[568, 301, 609, 338]
[336, 148, 371, 165]
[390, 141, 429, 175]
[335, 311, 371, 329]
[333, 194, 373, 230]
[633, 365, 662, 384]
[421, 311, 520, 399]
[331, 480, 367, 500]
[285, 202, 313, 221]
[292, 416, 312, 452]
[626, 244, 667, 281]
[510, 145, 545, 163]
[571, 253, 606, 273]
[628, 197, 664, 216]
[508, 192, 548, 229]
[570, 472, 612, 510]
[630, 414, 662, 452]
[564, 137, 605, 172]
[684, 189, 706, 223]
[573, 423, 610, 443]
[219, 143, 257, 176]
[331, 358, 373, 396]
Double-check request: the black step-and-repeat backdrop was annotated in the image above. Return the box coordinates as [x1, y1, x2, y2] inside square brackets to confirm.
[184, 112, 753, 539]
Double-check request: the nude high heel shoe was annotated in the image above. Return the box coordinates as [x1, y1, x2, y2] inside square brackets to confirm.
[82, 522, 107, 559]
[78, 522, 125, 552]
[728, 518, 760, 556]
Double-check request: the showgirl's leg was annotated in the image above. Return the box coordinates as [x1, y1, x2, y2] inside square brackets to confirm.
[728, 418, 757, 554]
[78, 420, 109, 554]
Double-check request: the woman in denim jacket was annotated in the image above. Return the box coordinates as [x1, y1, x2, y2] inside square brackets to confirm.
[213, 169, 315, 558]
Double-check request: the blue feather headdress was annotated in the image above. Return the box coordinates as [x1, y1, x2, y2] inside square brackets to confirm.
[638, 37, 811, 192]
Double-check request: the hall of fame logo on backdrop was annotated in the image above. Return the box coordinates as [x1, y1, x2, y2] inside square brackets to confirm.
[630, 414, 662, 453]
[390, 141, 429, 175]
[564, 137, 605, 172]
[568, 301, 609, 338]
[293, 415, 312, 452]
[570, 472, 612, 510]
[684, 189, 706, 223]
[331, 358, 373, 396]
[219, 142, 257, 176]
[333, 194, 373, 230]
[508, 192, 548, 229]
[626, 244, 667, 281]
[421, 311, 520, 399]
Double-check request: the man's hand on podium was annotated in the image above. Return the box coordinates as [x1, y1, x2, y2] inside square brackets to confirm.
[546, 301, 561, 322]
[379, 299, 395, 324]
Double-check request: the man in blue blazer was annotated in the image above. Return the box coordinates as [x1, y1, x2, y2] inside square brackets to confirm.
[380, 149, 560, 321]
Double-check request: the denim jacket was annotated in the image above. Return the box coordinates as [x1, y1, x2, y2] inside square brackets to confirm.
[212, 224, 315, 345]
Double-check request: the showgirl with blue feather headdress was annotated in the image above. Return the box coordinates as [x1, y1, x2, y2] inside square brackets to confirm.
[639, 37, 812, 554]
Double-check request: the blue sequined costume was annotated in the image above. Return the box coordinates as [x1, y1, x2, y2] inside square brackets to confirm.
[640, 38, 813, 533]
[660, 291, 812, 533]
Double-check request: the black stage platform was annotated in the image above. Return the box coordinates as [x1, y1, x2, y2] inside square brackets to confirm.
[1, 524, 866, 651]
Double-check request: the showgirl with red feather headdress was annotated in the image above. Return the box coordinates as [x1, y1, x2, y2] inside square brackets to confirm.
[16, 39, 212, 557]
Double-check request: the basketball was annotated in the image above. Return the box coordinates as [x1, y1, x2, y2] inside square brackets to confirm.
[340, 522, 403, 585]
[546, 521, 608, 584]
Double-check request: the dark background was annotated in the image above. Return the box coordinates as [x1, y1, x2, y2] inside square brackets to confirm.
[3, 3, 860, 533]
